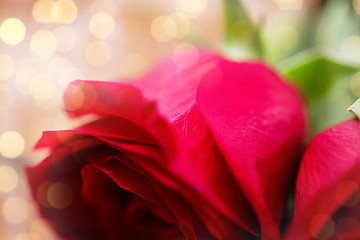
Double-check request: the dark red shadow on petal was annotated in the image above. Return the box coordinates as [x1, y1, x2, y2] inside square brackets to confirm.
[26, 138, 109, 239]
[80, 162, 184, 240]
[29, 130, 207, 239]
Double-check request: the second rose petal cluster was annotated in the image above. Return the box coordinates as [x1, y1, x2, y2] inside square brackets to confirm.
[27, 50, 360, 239]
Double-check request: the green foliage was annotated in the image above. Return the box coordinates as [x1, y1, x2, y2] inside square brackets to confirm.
[278, 47, 360, 137]
[315, 0, 360, 48]
[222, 0, 263, 58]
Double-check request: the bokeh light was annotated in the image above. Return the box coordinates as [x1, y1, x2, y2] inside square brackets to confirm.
[15, 233, 43, 240]
[29, 74, 56, 101]
[36, 181, 53, 208]
[56, 67, 84, 88]
[309, 214, 335, 240]
[337, 217, 360, 239]
[46, 57, 72, 76]
[0, 54, 15, 81]
[3, 197, 30, 223]
[15, 67, 38, 94]
[151, 15, 176, 42]
[89, 12, 116, 39]
[46, 182, 73, 209]
[91, 0, 118, 17]
[51, 0, 78, 24]
[16, 232, 42, 240]
[31, 219, 57, 240]
[335, 180, 360, 207]
[0, 18, 26, 45]
[53, 26, 77, 53]
[120, 54, 148, 79]
[170, 13, 191, 39]
[0, 131, 25, 159]
[0, 85, 15, 110]
[176, 0, 207, 19]
[32, 0, 54, 23]
[62, 84, 85, 111]
[265, 22, 299, 59]
[341, 36, 360, 60]
[273, 24, 298, 48]
[30, 30, 57, 58]
[150, 13, 191, 42]
[0, 165, 18, 192]
[274, 0, 303, 10]
[344, 191, 360, 208]
[35, 98, 58, 110]
[85, 40, 112, 66]
[120, 17, 141, 42]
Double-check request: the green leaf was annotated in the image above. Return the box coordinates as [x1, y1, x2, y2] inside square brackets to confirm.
[315, 0, 360, 49]
[222, 0, 263, 58]
[278, 46, 360, 137]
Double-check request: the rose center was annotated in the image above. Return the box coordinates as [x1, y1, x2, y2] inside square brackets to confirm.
[125, 196, 180, 236]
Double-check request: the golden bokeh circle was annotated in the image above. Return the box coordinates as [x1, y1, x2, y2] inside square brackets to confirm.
[0, 18, 26, 45]
[0, 131, 25, 159]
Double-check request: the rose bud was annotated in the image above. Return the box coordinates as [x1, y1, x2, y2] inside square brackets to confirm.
[285, 119, 360, 239]
[27, 50, 306, 240]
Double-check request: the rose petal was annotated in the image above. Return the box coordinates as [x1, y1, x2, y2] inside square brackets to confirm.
[82, 160, 169, 209]
[81, 162, 184, 239]
[79, 163, 134, 239]
[63, 80, 178, 159]
[196, 60, 307, 238]
[62, 79, 252, 238]
[285, 119, 360, 239]
[31, 128, 209, 239]
[35, 130, 85, 150]
[76, 115, 157, 145]
[34, 51, 307, 239]
[26, 141, 108, 239]
[170, 105, 259, 238]
[28, 134, 198, 239]
[147, 176, 217, 240]
[133, 50, 220, 121]
[37, 123, 182, 197]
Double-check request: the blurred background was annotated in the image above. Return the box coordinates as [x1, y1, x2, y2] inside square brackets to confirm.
[0, 0, 359, 239]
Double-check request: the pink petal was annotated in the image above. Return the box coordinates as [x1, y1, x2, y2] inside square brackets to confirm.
[133, 49, 220, 121]
[285, 119, 360, 239]
[136, 52, 304, 238]
[63, 80, 178, 159]
[170, 105, 259, 238]
[76, 115, 157, 145]
[196, 60, 307, 238]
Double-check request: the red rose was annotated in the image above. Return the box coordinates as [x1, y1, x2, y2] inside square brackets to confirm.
[285, 119, 360, 239]
[27, 50, 307, 239]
